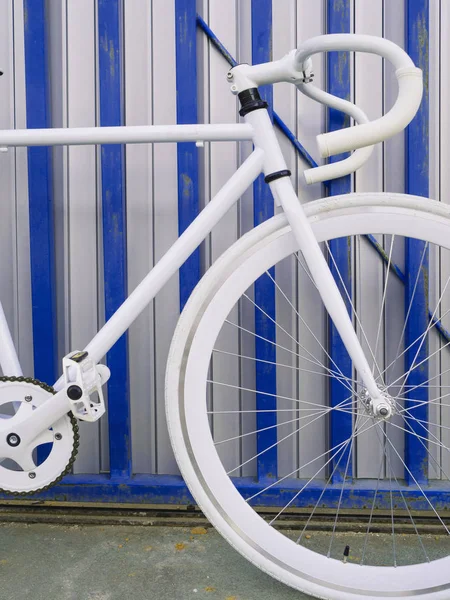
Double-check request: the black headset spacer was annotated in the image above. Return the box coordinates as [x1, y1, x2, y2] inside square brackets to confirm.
[264, 169, 292, 184]
[238, 88, 269, 117]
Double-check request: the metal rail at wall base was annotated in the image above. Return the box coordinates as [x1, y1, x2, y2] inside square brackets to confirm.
[0, 500, 448, 532]
[0, 0, 435, 508]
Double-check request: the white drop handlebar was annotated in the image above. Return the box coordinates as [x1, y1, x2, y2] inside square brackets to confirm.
[297, 82, 372, 184]
[294, 34, 423, 158]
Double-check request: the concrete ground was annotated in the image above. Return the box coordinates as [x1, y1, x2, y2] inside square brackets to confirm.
[0, 522, 304, 600]
[0, 522, 448, 600]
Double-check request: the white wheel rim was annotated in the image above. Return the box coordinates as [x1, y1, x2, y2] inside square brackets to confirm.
[167, 198, 450, 599]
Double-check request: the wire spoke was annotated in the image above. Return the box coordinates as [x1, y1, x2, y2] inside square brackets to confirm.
[245, 415, 376, 503]
[397, 390, 450, 413]
[397, 390, 450, 405]
[378, 427, 450, 535]
[371, 424, 397, 566]
[400, 413, 450, 484]
[234, 394, 355, 480]
[247, 438, 350, 504]
[325, 240, 384, 381]
[382, 241, 428, 384]
[380, 418, 450, 453]
[213, 348, 359, 382]
[400, 404, 448, 452]
[379, 305, 450, 387]
[327, 413, 362, 558]
[388, 337, 450, 393]
[373, 235, 395, 374]
[387, 438, 397, 567]
[267, 442, 351, 525]
[399, 296, 450, 400]
[403, 414, 450, 433]
[267, 416, 373, 525]
[389, 382, 450, 391]
[263, 270, 352, 386]
[393, 368, 450, 397]
[375, 422, 429, 565]
[214, 409, 348, 446]
[207, 379, 353, 411]
[361, 452, 384, 565]
[208, 407, 358, 415]
[296, 440, 352, 545]
[294, 252, 319, 290]
[228, 412, 333, 477]
[225, 319, 354, 393]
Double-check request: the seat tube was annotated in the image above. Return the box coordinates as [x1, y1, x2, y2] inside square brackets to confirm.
[243, 102, 385, 407]
[0, 301, 22, 377]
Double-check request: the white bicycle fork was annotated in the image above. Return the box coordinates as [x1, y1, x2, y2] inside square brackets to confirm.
[246, 107, 388, 414]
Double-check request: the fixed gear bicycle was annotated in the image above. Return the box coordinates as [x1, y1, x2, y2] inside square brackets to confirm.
[1, 33, 449, 599]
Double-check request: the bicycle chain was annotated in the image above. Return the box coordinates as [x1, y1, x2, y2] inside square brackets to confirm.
[0, 375, 80, 497]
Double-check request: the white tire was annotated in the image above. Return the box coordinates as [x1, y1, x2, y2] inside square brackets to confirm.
[166, 193, 450, 599]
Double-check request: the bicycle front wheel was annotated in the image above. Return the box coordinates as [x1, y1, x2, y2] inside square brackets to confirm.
[166, 192, 450, 599]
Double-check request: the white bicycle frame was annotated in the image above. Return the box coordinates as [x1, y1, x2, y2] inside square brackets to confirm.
[0, 34, 423, 454]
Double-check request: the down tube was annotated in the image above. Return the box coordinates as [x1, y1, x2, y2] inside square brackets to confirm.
[53, 148, 264, 387]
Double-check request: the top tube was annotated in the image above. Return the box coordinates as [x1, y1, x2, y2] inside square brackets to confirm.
[0, 123, 254, 148]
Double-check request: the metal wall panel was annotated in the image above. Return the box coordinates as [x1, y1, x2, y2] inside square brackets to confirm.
[0, 0, 33, 377]
[354, 0, 386, 477]
[0, 0, 443, 488]
[124, 0, 156, 476]
[151, 1, 180, 475]
[0, 1, 18, 375]
[47, 0, 108, 474]
[433, 0, 450, 478]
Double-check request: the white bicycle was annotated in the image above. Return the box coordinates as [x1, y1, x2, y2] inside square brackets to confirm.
[0, 33, 448, 599]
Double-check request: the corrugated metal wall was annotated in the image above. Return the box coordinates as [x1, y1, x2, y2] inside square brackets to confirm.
[0, 0, 442, 482]
[0, 0, 33, 381]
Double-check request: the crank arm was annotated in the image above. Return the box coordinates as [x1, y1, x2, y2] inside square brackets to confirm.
[0, 351, 110, 454]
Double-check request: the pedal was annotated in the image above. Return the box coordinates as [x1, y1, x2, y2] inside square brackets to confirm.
[62, 351, 110, 422]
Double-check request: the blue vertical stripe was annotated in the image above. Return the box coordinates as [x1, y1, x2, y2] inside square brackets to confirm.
[405, 0, 429, 485]
[23, 0, 57, 384]
[175, 0, 200, 311]
[252, 0, 277, 481]
[98, 0, 131, 478]
[327, 0, 353, 482]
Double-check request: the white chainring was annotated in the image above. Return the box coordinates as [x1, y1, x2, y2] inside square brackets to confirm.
[0, 379, 76, 494]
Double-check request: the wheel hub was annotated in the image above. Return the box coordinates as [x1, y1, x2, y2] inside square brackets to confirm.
[359, 387, 396, 420]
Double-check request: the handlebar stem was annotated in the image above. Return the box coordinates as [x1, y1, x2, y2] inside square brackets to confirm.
[228, 50, 312, 94]
[229, 34, 422, 161]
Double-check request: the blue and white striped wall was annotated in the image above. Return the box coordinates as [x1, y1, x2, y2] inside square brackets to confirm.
[0, 0, 439, 503]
